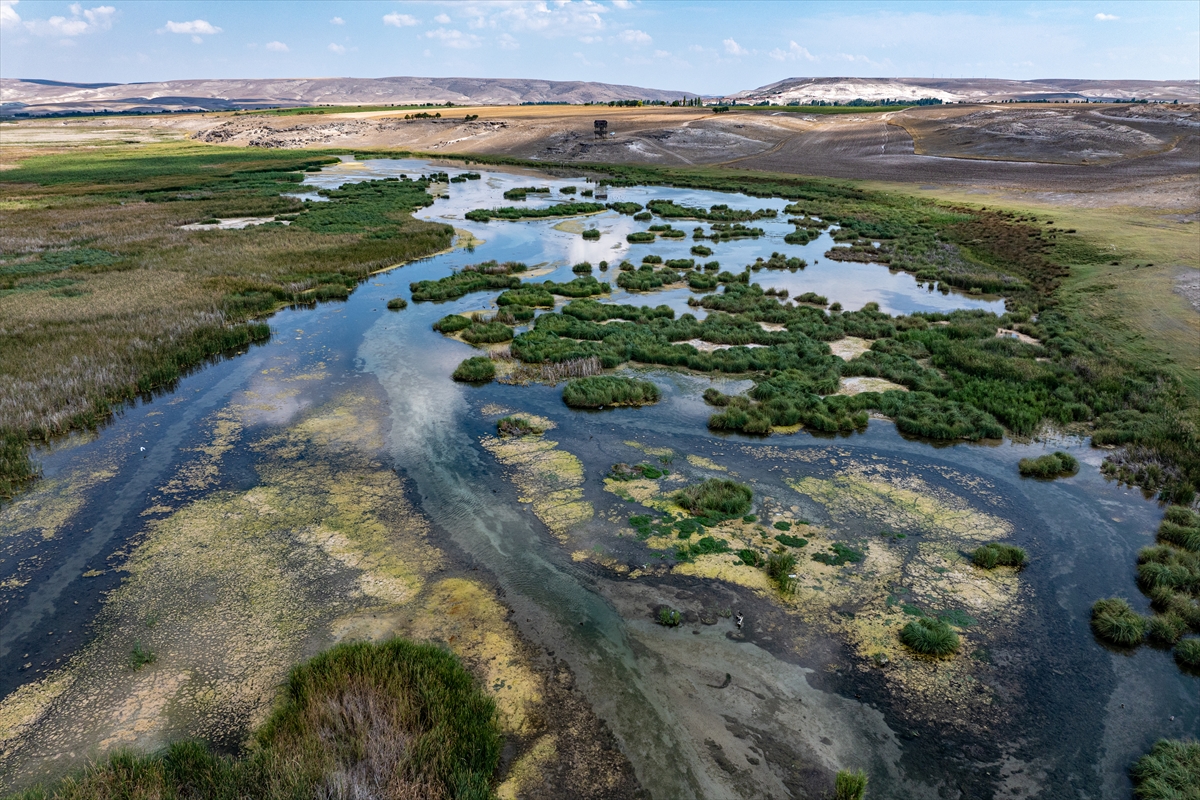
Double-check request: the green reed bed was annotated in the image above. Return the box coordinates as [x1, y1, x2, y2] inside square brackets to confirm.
[561, 376, 660, 408]
[1130, 739, 1200, 800]
[12, 638, 501, 800]
[452, 357, 496, 383]
[1018, 451, 1079, 478]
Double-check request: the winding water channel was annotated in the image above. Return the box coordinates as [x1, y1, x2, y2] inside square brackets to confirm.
[1, 159, 1196, 798]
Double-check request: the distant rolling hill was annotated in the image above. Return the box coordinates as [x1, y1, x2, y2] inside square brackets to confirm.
[727, 77, 1200, 105]
[0, 76, 697, 116]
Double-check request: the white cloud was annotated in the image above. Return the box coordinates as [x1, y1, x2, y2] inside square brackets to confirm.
[498, 32, 519, 49]
[619, 28, 651, 44]
[24, 3, 115, 36]
[1095, 12, 1119, 21]
[383, 12, 418, 27]
[434, 13, 451, 24]
[163, 19, 221, 35]
[328, 42, 345, 53]
[769, 40, 814, 62]
[612, 0, 633, 8]
[1, 0, 21, 31]
[723, 37, 746, 56]
[456, 0, 608, 37]
[424, 27, 481, 48]
[265, 40, 288, 52]
[653, 49, 669, 58]
[580, 35, 602, 43]
[330, 16, 344, 25]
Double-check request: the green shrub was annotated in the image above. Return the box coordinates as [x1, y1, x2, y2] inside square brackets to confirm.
[900, 617, 960, 657]
[434, 314, 472, 333]
[562, 375, 660, 408]
[452, 357, 495, 383]
[971, 542, 1027, 569]
[386, 297, 408, 310]
[658, 607, 683, 627]
[675, 479, 752, 518]
[1091, 598, 1148, 646]
[835, 769, 868, 800]
[573, 261, 594, 273]
[582, 229, 601, 241]
[1018, 451, 1079, 478]
[1130, 738, 1200, 799]
[774, 520, 792, 531]
[775, 534, 808, 548]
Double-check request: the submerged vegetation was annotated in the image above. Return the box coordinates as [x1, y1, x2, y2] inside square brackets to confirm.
[14, 638, 501, 800]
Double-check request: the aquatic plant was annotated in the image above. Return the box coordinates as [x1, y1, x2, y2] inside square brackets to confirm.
[562, 375, 659, 408]
[834, 769, 868, 800]
[658, 607, 683, 627]
[775, 534, 808, 548]
[691, 245, 713, 257]
[812, 543, 865, 566]
[19, 638, 502, 800]
[774, 520, 792, 531]
[466, 201, 605, 222]
[129, 642, 156, 670]
[386, 297, 408, 310]
[410, 261, 526, 302]
[581, 229, 601, 241]
[1147, 613, 1189, 645]
[766, 552, 798, 595]
[971, 542, 1027, 569]
[606, 201, 643, 215]
[608, 462, 664, 481]
[675, 478, 752, 518]
[900, 617, 960, 657]
[1130, 738, 1200, 800]
[497, 417, 543, 437]
[434, 314, 473, 333]
[461, 321, 513, 344]
[502, 186, 550, 200]
[1018, 451, 1079, 478]
[677, 536, 732, 561]
[626, 232, 656, 244]
[1091, 598, 1148, 647]
[452, 357, 495, 383]
[1176, 639, 1200, 669]
[738, 549, 764, 567]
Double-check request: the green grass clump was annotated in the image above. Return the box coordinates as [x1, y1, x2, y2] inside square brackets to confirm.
[675, 478, 752, 518]
[626, 231, 656, 244]
[658, 607, 683, 627]
[1018, 451, 1079, 478]
[434, 314, 472, 333]
[834, 769, 868, 800]
[452, 357, 495, 383]
[691, 245, 713, 257]
[676, 535, 732, 561]
[129, 642, 156, 670]
[766, 552, 798, 595]
[773, 520, 792, 531]
[386, 297, 408, 310]
[1130, 738, 1200, 800]
[497, 417, 542, 437]
[812, 542, 865, 566]
[562, 376, 660, 408]
[971, 542, 1028, 569]
[16, 638, 501, 800]
[1148, 613, 1189, 645]
[497, 286, 555, 308]
[410, 261, 525, 302]
[738, 549, 764, 567]
[1159, 508, 1200, 552]
[775, 534, 808, 548]
[606, 201, 643, 215]
[461, 321, 514, 344]
[1091, 598, 1148, 647]
[581, 229, 601, 241]
[608, 462, 664, 481]
[1176, 638, 1200, 668]
[900, 617, 960, 657]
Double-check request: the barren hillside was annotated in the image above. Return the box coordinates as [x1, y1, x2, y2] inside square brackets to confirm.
[730, 77, 1200, 104]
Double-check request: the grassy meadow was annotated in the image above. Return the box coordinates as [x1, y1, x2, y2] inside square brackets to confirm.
[0, 141, 453, 497]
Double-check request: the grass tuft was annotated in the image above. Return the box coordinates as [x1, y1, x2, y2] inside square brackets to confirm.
[1018, 451, 1079, 478]
[1176, 638, 1200, 669]
[971, 542, 1027, 569]
[834, 769, 868, 800]
[561, 376, 660, 409]
[899, 617, 960, 657]
[451, 357, 495, 383]
[674, 478, 752, 518]
[1091, 597, 1148, 647]
[1130, 738, 1200, 800]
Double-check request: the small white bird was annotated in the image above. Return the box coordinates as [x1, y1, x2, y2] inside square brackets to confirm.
[139, 446, 145, 452]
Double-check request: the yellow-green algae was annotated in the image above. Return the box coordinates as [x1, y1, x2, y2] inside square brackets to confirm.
[685, 454, 726, 472]
[481, 431, 592, 542]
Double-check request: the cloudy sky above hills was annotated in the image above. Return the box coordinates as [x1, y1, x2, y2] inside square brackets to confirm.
[1, 0, 1196, 94]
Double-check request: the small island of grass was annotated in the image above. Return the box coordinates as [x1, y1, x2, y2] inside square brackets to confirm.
[562, 375, 660, 409]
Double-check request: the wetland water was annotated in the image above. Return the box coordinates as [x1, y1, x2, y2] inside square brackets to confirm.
[1, 159, 1195, 798]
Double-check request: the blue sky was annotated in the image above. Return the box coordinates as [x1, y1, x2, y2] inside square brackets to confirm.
[1, 1, 1197, 94]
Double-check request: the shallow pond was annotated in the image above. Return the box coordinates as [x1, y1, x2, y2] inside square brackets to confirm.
[1, 159, 1194, 798]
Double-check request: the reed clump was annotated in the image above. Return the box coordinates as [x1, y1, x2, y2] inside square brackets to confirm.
[561, 375, 660, 408]
[899, 617, 960, 657]
[1018, 451, 1079, 478]
[675, 478, 753, 518]
[1091, 598, 1148, 647]
[452, 357, 495, 383]
[971, 542, 1027, 569]
[1129, 738, 1200, 800]
[834, 769, 868, 800]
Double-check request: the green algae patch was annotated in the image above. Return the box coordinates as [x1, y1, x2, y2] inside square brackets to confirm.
[481, 433, 592, 541]
[685, 454, 727, 472]
[497, 733, 558, 800]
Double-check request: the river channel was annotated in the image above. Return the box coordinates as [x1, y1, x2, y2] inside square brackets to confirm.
[1, 158, 1195, 798]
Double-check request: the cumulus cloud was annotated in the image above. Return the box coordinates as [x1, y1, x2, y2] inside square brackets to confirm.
[22, 3, 116, 36]
[723, 37, 746, 56]
[330, 16, 344, 25]
[328, 42, 345, 54]
[456, 0, 607, 37]
[265, 40, 288, 52]
[163, 19, 221, 35]
[1, 0, 22, 31]
[770, 40, 814, 61]
[611, 0, 633, 7]
[498, 32, 519, 49]
[383, 12, 418, 27]
[424, 27, 481, 48]
[434, 13, 451, 24]
[1094, 12, 1119, 21]
[619, 28, 651, 44]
